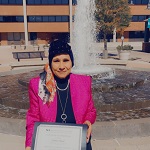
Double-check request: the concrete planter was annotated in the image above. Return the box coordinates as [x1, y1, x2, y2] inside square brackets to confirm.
[33, 45, 39, 51]
[20, 45, 26, 50]
[118, 50, 131, 60]
[11, 45, 16, 49]
[44, 46, 49, 57]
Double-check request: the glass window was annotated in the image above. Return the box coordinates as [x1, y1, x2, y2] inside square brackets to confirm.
[8, 33, 14, 41]
[42, 0, 48, 4]
[21, 32, 25, 40]
[55, 0, 61, 4]
[27, 0, 34, 4]
[49, 16, 55, 22]
[62, 0, 68, 4]
[30, 32, 37, 40]
[142, 0, 149, 4]
[35, 0, 41, 4]
[16, 16, 24, 22]
[9, 0, 15, 4]
[0, 16, 3, 22]
[16, 0, 23, 4]
[14, 32, 21, 41]
[2, 0, 8, 4]
[43, 16, 49, 22]
[0, 16, 3, 21]
[61, 16, 69, 22]
[56, 16, 61, 22]
[48, 0, 54, 4]
[134, 0, 142, 4]
[139, 16, 146, 21]
[36, 16, 42, 22]
[132, 16, 138, 22]
[28, 16, 36, 22]
[72, 0, 77, 5]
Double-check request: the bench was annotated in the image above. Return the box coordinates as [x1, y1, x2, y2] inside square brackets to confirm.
[12, 51, 46, 62]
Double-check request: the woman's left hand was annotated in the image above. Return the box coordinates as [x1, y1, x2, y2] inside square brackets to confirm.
[83, 120, 92, 143]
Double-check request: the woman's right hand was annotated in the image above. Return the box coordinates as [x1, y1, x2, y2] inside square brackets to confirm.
[25, 147, 31, 150]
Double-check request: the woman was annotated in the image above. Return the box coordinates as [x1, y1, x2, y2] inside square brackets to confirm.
[25, 40, 96, 150]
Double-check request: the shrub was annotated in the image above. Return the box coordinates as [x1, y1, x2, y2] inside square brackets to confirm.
[116, 44, 133, 51]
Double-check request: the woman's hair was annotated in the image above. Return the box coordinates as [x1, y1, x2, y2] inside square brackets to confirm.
[48, 40, 74, 67]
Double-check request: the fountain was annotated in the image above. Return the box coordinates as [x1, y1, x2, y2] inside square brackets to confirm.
[71, 0, 114, 78]
[1, 0, 150, 124]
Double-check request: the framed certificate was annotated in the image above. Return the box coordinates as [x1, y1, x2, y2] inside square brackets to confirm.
[31, 122, 87, 150]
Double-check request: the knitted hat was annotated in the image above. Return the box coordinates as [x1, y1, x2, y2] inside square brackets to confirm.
[48, 40, 74, 67]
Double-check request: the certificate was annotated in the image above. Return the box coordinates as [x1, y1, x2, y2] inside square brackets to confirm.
[31, 122, 87, 150]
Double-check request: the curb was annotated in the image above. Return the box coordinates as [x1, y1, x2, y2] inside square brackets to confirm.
[0, 117, 150, 140]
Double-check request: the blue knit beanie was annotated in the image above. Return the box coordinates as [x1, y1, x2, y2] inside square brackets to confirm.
[48, 40, 74, 67]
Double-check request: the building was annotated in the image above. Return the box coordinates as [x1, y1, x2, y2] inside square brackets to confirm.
[0, 0, 76, 46]
[0, 0, 150, 45]
[125, 0, 150, 42]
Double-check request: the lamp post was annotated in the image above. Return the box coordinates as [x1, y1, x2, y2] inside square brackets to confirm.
[121, 35, 124, 49]
[69, 0, 73, 45]
[23, 0, 28, 46]
[142, 0, 150, 52]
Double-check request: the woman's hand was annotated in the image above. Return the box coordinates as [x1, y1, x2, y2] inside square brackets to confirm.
[83, 120, 92, 143]
[25, 147, 31, 150]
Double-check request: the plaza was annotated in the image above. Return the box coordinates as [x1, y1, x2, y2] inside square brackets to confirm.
[0, 41, 150, 149]
[0, 0, 150, 149]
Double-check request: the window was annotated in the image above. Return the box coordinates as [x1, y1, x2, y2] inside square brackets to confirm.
[30, 32, 37, 40]
[0, 16, 24, 22]
[35, 0, 41, 4]
[132, 15, 147, 22]
[27, 16, 69, 22]
[129, 31, 144, 38]
[36, 16, 42, 22]
[16, 0, 22, 4]
[14, 32, 21, 41]
[139, 16, 146, 21]
[16, 16, 24, 22]
[42, 0, 48, 4]
[28, 16, 36, 22]
[48, 0, 55, 4]
[132, 16, 138, 22]
[8, 33, 14, 41]
[56, 16, 61, 22]
[8, 32, 24, 41]
[1, 0, 9, 4]
[73, 0, 77, 5]
[43, 16, 49, 22]
[0, 16, 3, 22]
[131, 0, 149, 4]
[0, 0, 23, 4]
[49, 16, 55, 22]
[62, 0, 68, 4]
[62, 16, 69, 22]
[27, 0, 34, 4]
[55, 0, 61, 4]
[9, 0, 15, 4]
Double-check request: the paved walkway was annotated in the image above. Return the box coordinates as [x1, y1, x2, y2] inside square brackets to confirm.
[0, 42, 150, 150]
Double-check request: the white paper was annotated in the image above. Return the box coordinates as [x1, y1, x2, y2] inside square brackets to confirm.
[34, 124, 82, 150]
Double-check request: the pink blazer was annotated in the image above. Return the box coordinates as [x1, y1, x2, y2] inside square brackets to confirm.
[25, 73, 96, 147]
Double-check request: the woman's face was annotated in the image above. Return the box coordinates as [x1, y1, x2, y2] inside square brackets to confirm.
[51, 54, 72, 79]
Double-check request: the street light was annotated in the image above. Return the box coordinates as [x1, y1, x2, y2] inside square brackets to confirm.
[69, 0, 73, 45]
[121, 35, 124, 49]
[130, 0, 134, 5]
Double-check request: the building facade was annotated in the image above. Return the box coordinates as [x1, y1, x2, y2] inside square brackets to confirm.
[0, 0, 149, 45]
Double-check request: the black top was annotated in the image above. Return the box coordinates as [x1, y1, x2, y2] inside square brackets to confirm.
[54, 75, 76, 124]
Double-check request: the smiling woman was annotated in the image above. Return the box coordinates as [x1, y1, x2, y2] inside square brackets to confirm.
[25, 40, 96, 150]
